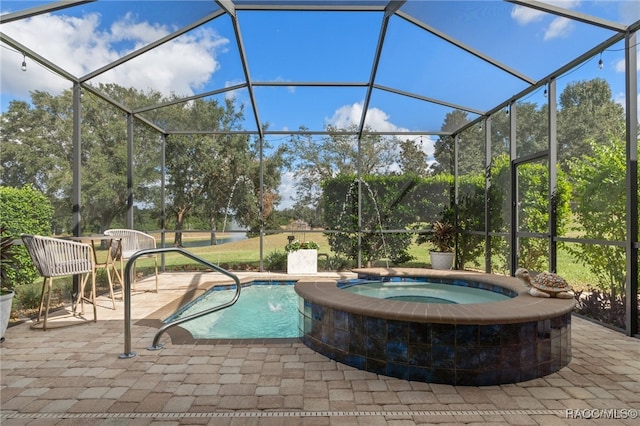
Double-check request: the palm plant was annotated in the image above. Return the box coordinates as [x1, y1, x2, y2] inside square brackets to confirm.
[419, 221, 456, 253]
[0, 225, 18, 293]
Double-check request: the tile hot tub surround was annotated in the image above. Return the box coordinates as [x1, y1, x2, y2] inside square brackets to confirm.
[295, 268, 575, 386]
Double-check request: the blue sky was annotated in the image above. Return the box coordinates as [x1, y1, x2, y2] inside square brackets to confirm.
[1, 1, 638, 134]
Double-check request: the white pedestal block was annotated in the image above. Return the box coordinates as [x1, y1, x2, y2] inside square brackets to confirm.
[287, 249, 318, 274]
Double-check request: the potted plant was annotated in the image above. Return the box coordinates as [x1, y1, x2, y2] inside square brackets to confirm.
[422, 221, 456, 270]
[0, 225, 17, 342]
[285, 239, 319, 274]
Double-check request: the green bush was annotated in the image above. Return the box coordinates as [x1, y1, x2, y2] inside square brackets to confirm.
[322, 254, 354, 271]
[0, 186, 54, 290]
[264, 250, 287, 272]
[567, 137, 629, 299]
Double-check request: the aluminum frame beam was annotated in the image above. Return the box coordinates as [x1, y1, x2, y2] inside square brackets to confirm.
[0, 0, 95, 24]
[507, 0, 627, 33]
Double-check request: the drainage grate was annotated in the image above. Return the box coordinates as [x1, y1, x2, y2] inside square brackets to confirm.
[2, 409, 566, 420]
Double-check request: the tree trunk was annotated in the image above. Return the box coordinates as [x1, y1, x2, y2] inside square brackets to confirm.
[210, 218, 217, 246]
[174, 210, 186, 247]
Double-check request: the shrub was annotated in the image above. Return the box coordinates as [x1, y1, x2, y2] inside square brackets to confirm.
[566, 137, 628, 300]
[0, 186, 54, 289]
[264, 250, 287, 271]
[573, 288, 628, 330]
[284, 240, 319, 252]
[322, 254, 354, 271]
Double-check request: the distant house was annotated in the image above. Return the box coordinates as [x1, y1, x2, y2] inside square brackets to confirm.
[288, 219, 311, 231]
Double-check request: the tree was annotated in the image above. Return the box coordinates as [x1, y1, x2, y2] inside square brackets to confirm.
[81, 84, 162, 232]
[557, 78, 625, 165]
[288, 124, 396, 218]
[566, 137, 628, 299]
[397, 138, 429, 176]
[0, 85, 285, 242]
[0, 85, 164, 234]
[431, 110, 493, 176]
[164, 99, 285, 246]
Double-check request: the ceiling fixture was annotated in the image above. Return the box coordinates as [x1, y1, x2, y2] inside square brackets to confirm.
[598, 52, 604, 70]
[21, 54, 27, 72]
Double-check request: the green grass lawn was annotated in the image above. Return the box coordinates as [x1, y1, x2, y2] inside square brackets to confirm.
[98, 232, 597, 289]
[12, 231, 602, 317]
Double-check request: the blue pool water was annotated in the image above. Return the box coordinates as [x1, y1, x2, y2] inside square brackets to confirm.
[340, 280, 511, 304]
[166, 282, 301, 339]
[166, 278, 514, 339]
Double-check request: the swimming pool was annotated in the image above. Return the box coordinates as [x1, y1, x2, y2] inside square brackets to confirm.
[165, 282, 301, 339]
[166, 277, 513, 340]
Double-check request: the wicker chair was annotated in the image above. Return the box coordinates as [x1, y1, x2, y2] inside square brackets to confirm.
[104, 229, 158, 292]
[21, 234, 96, 330]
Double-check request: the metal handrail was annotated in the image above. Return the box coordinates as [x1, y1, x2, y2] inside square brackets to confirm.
[119, 247, 241, 359]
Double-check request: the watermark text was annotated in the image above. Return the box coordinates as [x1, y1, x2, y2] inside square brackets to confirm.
[566, 409, 638, 420]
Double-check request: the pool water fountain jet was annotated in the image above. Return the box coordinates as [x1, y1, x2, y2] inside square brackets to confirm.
[337, 178, 389, 268]
[217, 176, 255, 263]
[222, 176, 255, 235]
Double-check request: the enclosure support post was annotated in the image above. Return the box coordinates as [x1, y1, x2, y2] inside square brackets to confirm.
[484, 117, 492, 273]
[624, 31, 638, 337]
[71, 82, 82, 299]
[126, 114, 134, 228]
[259, 136, 265, 272]
[358, 139, 363, 268]
[454, 134, 460, 269]
[509, 101, 517, 276]
[548, 79, 558, 273]
[160, 134, 167, 271]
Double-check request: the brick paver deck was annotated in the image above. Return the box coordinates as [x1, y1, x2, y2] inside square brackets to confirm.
[1, 272, 638, 425]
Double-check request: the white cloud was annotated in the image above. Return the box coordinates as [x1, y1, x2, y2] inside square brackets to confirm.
[326, 101, 405, 133]
[614, 47, 640, 73]
[511, 1, 579, 40]
[544, 17, 572, 40]
[511, 5, 546, 25]
[325, 102, 364, 128]
[326, 101, 437, 161]
[1, 12, 228, 102]
[277, 171, 297, 209]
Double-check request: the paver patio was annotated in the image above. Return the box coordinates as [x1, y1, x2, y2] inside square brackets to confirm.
[1, 272, 639, 425]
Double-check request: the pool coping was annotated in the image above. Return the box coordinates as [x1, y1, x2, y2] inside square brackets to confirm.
[295, 268, 576, 325]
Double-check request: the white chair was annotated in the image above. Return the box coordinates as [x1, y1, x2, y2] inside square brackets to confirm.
[104, 229, 158, 292]
[21, 234, 96, 330]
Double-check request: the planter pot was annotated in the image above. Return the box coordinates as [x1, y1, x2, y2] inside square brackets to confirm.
[0, 290, 14, 342]
[430, 251, 454, 270]
[287, 249, 318, 275]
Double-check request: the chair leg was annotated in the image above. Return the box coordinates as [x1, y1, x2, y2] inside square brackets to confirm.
[105, 263, 116, 309]
[77, 273, 90, 315]
[132, 262, 139, 291]
[35, 277, 47, 324]
[90, 271, 97, 322]
[153, 256, 159, 293]
[129, 259, 137, 292]
[43, 277, 54, 331]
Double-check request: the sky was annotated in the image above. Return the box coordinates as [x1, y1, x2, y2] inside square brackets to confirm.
[1, 0, 639, 208]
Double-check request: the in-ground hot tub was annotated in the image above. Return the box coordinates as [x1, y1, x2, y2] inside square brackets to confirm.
[295, 268, 575, 386]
